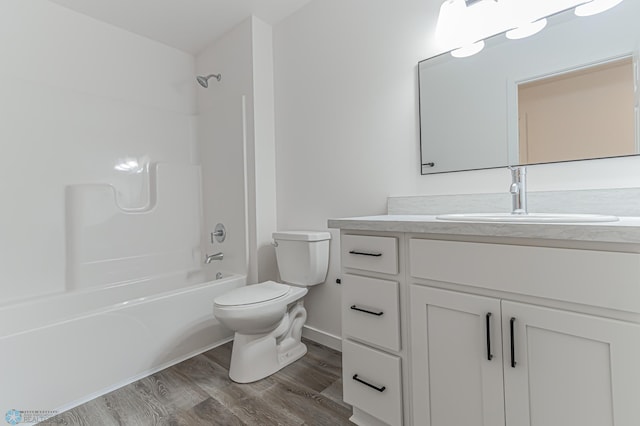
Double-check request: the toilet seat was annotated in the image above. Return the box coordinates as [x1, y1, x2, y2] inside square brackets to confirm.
[215, 281, 290, 307]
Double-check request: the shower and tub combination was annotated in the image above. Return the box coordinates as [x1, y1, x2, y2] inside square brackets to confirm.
[0, 71, 248, 419]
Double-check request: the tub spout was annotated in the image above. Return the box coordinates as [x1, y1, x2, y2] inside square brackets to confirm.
[205, 252, 224, 263]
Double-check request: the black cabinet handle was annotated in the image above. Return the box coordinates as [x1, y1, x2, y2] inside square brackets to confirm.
[510, 317, 517, 368]
[422, 162, 435, 167]
[486, 313, 493, 361]
[353, 374, 386, 392]
[350, 305, 384, 316]
[349, 250, 382, 257]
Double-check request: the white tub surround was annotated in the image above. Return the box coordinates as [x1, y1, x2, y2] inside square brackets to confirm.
[0, 273, 245, 423]
[330, 213, 640, 426]
[66, 163, 202, 289]
[0, 0, 198, 306]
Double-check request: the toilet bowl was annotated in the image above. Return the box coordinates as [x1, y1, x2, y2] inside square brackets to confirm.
[213, 231, 331, 383]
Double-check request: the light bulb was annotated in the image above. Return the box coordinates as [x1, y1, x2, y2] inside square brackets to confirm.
[506, 18, 547, 40]
[575, 0, 623, 16]
[451, 40, 485, 58]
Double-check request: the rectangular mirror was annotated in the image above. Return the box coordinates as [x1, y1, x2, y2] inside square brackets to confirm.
[419, 1, 640, 174]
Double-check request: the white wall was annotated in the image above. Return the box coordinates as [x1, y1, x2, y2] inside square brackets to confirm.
[0, 0, 197, 304]
[273, 0, 640, 339]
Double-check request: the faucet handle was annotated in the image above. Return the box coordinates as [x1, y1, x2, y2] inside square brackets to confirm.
[508, 165, 527, 215]
[509, 165, 527, 178]
[210, 223, 226, 243]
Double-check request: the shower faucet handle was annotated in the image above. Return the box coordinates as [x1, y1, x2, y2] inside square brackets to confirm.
[210, 223, 226, 243]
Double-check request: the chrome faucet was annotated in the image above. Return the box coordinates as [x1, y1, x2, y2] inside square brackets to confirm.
[205, 252, 224, 263]
[509, 166, 527, 215]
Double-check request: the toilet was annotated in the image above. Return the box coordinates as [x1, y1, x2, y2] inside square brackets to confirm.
[213, 230, 331, 383]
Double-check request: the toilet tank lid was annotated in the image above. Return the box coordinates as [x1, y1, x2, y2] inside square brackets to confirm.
[272, 231, 331, 242]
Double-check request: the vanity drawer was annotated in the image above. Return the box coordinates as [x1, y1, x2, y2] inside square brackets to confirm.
[342, 274, 400, 351]
[342, 234, 398, 275]
[410, 238, 640, 313]
[343, 340, 403, 426]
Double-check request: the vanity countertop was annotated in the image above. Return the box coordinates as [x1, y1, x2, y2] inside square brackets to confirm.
[328, 215, 640, 245]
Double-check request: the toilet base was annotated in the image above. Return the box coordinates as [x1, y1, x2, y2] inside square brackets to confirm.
[277, 337, 307, 366]
[228, 301, 307, 383]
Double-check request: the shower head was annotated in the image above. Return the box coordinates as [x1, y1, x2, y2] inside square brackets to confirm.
[196, 74, 221, 88]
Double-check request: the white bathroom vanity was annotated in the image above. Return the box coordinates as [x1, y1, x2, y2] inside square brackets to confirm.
[329, 213, 640, 426]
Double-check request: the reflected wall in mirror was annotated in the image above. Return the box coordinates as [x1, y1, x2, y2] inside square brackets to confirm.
[518, 57, 636, 165]
[419, 1, 640, 175]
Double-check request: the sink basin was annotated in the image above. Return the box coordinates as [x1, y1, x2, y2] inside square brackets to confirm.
[435, 213, 619, 223]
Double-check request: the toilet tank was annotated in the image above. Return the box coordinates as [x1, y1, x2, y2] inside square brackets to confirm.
[272, 231, 331, 286]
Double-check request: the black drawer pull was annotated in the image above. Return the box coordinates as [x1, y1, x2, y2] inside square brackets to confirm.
[353, 374, 386, 392]
[349, 250, 382, 257]
[350, 305, 384, 316]
[486, 312, 493, 361]
[510, 317, 517, 368]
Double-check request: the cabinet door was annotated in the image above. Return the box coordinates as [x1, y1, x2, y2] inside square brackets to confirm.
[502, 301, 640, 426]
[410, 285, 505, 426]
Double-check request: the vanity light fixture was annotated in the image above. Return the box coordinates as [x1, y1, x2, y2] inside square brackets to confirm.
[505, 18, 547, 40]
[502, 0, 567, 40]
[575, 0, 624, 16]
[435, 0, 505, 56]
[435, 0, 624, 57]
[451, 41, 486, 58]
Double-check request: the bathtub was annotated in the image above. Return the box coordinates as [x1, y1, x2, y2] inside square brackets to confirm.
[0, 271, 245, 423]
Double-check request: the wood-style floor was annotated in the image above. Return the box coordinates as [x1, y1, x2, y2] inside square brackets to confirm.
[44, 339, 351, 425]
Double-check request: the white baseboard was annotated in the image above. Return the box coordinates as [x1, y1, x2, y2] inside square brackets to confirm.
[302, 324, 342, 352]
